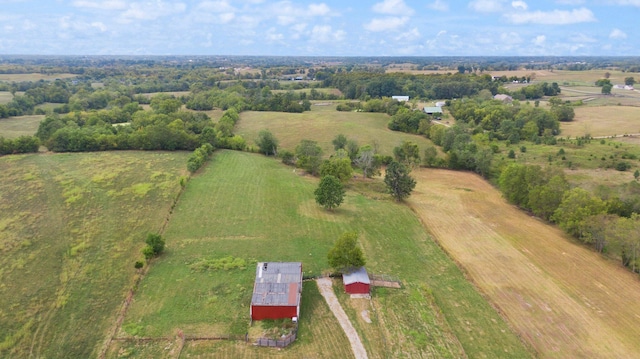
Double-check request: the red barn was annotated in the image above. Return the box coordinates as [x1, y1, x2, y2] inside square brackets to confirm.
[251, 262, 302, 321]
[343, 267, 370, 294]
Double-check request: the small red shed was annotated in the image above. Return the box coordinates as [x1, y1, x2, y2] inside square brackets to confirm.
[343, 267, 370, 294]
[251, 262, 302, 321]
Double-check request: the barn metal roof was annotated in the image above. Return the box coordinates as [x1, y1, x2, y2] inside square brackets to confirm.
[343, 266, 370, 285]
[423, 106, 443, 113]
[251, 262, 302, 307]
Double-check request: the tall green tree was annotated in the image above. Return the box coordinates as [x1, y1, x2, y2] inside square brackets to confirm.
[384, 161, 416, 201]
[295, 139, 323, 175]
[320, 157, 353, 183]
[528, 175, 569, 221]
[256, 129, 279, 156]
[393, 140, 421, 169]
[314, 175, 345, 210]
[327, 231, 366, 273]
[332, 134, 348, 151]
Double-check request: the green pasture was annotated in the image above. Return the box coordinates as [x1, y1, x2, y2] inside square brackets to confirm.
[236, 104, 436, 156]
[121, 150, 531, 358]
[0, 151, 189, 358]
[0, 115, 44, 138]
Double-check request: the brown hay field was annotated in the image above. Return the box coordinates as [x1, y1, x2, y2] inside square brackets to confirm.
[408, 168, 640, 358]
[0, 73, 77, 82]
[139, 91, 191, 98]
[560, 106, 640, 138]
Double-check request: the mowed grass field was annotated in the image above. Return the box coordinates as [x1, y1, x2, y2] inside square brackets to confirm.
[0, 151, 189, 358]
[236, 104, 436, 157]
[0, 115, 45, 138]
[0, 73, 77, 82]
[561, 106, 640, 138]
[0, 91, 14, 104]
[409, 169, 640, 358]
[117, 150, 531, 358]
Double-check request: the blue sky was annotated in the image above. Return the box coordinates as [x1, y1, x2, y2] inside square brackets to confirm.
[0, 0, 638, 56]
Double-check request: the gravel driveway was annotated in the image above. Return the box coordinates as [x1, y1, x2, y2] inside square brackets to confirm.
[316, 277, 368, 359]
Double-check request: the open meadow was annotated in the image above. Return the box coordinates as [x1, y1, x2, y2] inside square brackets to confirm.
[408, 169, 640, 358]
[0, 151, 189, 358]
[0, 73, 77, 82]
[560, 106, 640, 138]
[0, 91, 14, 104]
[115, 150, 531, 358]
[0, 115, 45, 138]
[236, 103, 436, 156]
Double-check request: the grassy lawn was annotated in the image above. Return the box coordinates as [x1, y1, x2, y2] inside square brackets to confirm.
[0, 91, 13, 104]
[236, 104, 436, 157]
[119, 150, 531, 358]
[0, 151, 189, 358]
[0, 115, 45, 138]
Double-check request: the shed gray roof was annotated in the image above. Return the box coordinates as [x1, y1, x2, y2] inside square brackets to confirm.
[251, 262, 302, 307]
[343, 267, 370, 285]
[423, 106, 443, 113]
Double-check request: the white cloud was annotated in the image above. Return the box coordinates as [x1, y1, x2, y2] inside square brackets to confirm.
[505, 7, 596, 24]
[363, 16, 409, 32]
[265, 27, 284, 42]
[609, 28, 627, 39]
[511, 1, 528, 10]
[290, 23, 307, 39]
[395, 27, 420, 42]
[72, 0, 127, 10]
[569, 33, 596, 43]
[372, 0, 414, 15]
[91, 22, 107, 32]
[308, 3, 331, 16]
[196, 1, 235, 12]
[310, 25, 345, 43]
[427, 0, 449, 11]
[500, 32, 522, 44]
[555, 0, 584, 4]
[121, 1, 186, 21]
[468, 0, 505, 13]
[605, 0, 640, 6]
[532, 35, 546, 46]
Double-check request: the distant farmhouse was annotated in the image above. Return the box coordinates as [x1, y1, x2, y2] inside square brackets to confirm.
[251, 262, 302, 321]
[493, 94, 513, 103]
[423, 106, 443, 115]
[392, 95, 409, 102]
[343, 267, 370, 295]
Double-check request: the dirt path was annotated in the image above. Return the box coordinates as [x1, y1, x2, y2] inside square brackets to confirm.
[408, 169, 640, 358]
[316, 277, 368, 359]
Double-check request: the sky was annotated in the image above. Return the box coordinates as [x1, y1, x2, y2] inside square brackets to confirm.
[0, 0, 638, 56]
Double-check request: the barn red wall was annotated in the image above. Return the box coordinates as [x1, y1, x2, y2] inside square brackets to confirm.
[345, 282, 370, 294]
[252, 305, 298, 320]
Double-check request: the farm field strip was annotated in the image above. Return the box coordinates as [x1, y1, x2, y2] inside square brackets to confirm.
[409, 169, 640, 358]
[235, 104, 436, 156]
[561, 106, 640, 138]
[117, 150, 531, 358]
[0, 151, 189, 358]
[0, 114, 45, 138]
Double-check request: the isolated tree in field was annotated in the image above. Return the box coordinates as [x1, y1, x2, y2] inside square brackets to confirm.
[625, 77, 636, 86]
[384, 161, 416, 201]
[295, 139, 323, 175]
[256, 129, 279, 156]
[346, 139, 359, 163]
[602, 83, 613, 95]
[422, 146, 438, 167]
[327, 231, 366, 273]
[332, 134, 348, 151]
[314, 175, 345, 210]
[143, 233, 165, 259]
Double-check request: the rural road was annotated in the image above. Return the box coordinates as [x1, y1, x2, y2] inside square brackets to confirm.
[316, 278, 368, 359]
